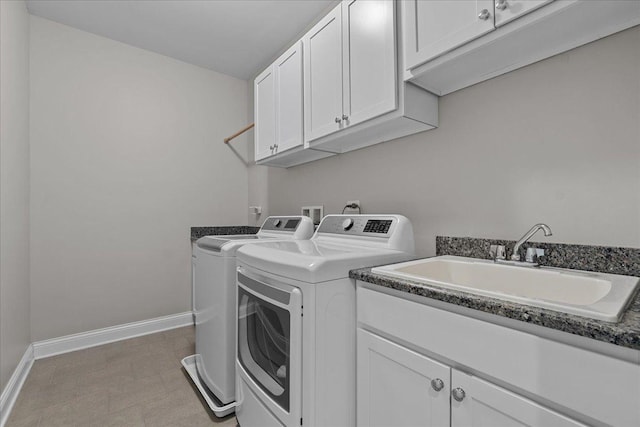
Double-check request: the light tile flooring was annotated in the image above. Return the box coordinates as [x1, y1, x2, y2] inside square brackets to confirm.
[6, 326, 237, 427]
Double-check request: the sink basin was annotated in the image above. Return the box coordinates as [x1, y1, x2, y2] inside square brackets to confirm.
[371, 256, 639, 322]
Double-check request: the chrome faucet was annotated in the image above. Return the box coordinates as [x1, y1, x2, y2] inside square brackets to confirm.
[511, 223, 552, 261]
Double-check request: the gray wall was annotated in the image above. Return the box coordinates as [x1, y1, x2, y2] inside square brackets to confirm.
[265, 26, 640, 256]
[0, 0, 31, 391]
[29, 16, 251, 341]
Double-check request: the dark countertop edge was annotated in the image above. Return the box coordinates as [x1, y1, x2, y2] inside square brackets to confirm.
[349, 266, 640, 351]
[191, 225, 260, 242]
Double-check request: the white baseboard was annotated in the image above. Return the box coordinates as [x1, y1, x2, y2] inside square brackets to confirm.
[0, 344, 34, 427]
[32, 311, 194, 360]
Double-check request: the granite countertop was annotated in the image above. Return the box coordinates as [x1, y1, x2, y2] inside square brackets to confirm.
[191, 226, 260, 242]
[350, 236, 640, 351]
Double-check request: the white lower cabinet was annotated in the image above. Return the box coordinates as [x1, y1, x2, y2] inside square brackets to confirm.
[356, 284, 640, 427]
[357, 329, 450, 427]
[357, 328, 586, 427]
[451, 370, 586, 427]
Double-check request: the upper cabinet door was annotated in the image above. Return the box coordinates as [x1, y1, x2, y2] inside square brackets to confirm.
[343, 0, 397, 128]
[303, 4, 344, 143]
[494, 0, 554, 27]
[275, 41, 304, 153]
[451, 370, 587, 427]
[254, 65, 276, 162]
[357, 330, 450, 427]
[403, 0, 496, 70]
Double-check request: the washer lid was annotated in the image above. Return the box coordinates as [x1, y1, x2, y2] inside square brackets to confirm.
[196, 234, 261, 252]
[236, 240, 414, 283]
[196, 216, 314, 253]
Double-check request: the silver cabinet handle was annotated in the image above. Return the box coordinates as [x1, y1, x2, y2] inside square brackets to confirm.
[335, 117, 342, 123]
[452, 387, 466, 402]
[342, 114, 349, 121]
[431, 378, 444, 392]
[496, 0, 508, 10]
[478, 9, 491, 20]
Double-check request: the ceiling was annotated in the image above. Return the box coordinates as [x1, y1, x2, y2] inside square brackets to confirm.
[26, 0, 335, 80]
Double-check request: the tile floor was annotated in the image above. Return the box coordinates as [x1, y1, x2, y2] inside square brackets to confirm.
[6, 326, 237, 427]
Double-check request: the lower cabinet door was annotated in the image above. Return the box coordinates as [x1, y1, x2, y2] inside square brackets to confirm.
[357, 329, 450, 427]
[451, 370, 587, 427]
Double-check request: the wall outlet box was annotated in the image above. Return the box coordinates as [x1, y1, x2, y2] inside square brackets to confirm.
[302, 205, 323, 225]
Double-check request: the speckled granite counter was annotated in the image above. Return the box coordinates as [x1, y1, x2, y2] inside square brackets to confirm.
[191, 226, 260, 242]
[350, 236, 640, 350]
[436, 236, 640, 277]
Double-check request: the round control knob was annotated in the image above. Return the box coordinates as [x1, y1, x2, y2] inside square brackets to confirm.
[342, 218, 354, 231]
[452, 387, 466, 402]
[273, 219, 282, 227]
[431, 378, 444, 392]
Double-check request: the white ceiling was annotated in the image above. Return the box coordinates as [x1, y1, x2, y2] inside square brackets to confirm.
[26, 0, 335, 80]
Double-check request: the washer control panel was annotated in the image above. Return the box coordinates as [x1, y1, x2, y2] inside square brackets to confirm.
[261, 216, 303, 231]
[317, 215, 396, 237]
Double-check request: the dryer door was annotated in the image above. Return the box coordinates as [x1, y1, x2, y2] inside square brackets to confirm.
[237, 270, 302, 415]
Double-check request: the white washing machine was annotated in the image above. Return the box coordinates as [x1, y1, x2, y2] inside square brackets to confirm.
[183, 216, 314, 417]
[234, 214, 415, 426]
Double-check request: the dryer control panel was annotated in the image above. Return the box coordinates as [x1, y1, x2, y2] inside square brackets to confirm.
[315, 214, 414, 254]
[317, 215, 396, 238]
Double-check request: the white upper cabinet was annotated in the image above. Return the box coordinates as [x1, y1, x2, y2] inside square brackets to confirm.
[404, 0, 640, 96]
[254, 66, 276, 162]
[254, 41, 334, 167]
[342, 0, 397, 128]
[304, 0, 410, 144]
[303, 6, 344, 142]
[255, 0, 438, 167]
[303, 0, 438, 154]
[275, 41, 304, 153]
[494, 0, 553, 27]
[404, 0, 496, 70]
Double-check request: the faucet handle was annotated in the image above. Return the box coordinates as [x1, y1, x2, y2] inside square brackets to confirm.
[490, 245, 507, 260]
[525, 247, 545, 263]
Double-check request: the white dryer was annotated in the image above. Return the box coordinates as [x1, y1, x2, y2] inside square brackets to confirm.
[235, 215, 415, 426]
[183, 216, 314, 417]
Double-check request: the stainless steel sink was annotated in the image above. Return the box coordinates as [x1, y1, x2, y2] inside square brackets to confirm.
[372, 256, 639, 322]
